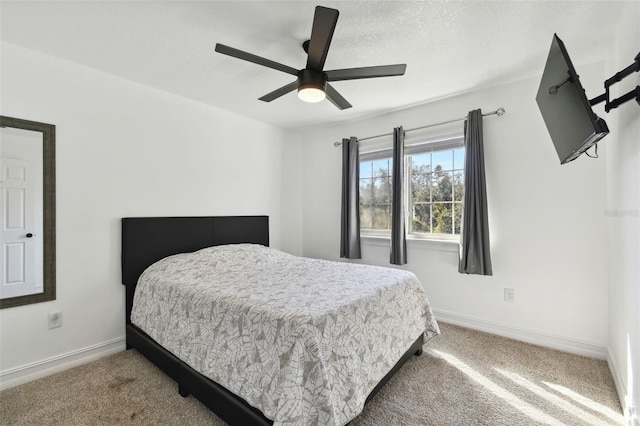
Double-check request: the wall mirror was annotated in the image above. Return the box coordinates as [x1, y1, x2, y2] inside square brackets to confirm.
[0, 116, 56, 309]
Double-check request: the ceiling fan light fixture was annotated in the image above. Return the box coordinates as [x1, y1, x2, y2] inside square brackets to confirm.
[298, 85, 326, 103]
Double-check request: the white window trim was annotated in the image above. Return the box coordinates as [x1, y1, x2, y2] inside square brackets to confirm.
[361, 234, 460, 253]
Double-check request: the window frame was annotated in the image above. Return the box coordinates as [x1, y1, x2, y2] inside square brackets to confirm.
[359, 133, 465, 242]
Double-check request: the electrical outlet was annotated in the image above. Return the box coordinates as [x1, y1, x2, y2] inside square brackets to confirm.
[504, 288, 515, 303]
[48, 311, 63, 329]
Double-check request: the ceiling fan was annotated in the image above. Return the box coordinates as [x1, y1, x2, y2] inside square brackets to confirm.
[214, 6, 407, 110]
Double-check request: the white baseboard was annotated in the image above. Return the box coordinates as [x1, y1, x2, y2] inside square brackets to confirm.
[432, 308, 607, 360]
[0, 337, 126, 391]
[607, 348, 627, 415]
[607, 349, 639, 426]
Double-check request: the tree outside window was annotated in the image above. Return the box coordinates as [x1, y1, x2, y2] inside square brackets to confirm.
[359, 158, 392, 231]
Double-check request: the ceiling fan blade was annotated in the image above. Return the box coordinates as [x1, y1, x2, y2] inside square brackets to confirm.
[259, 81, 299, 102]
[215, 43, 298, 76]
[326, 84, 352, 110]
[306, 6, 339, 71]
[326, 64, 407, 81]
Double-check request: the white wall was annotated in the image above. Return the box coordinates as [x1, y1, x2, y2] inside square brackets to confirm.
[0, 42, 302, 387]
[606, 2, 640, 423]
[298, 64, 609, 358]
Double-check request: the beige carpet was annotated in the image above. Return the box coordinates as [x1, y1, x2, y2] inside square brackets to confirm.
[0, 323, 623, 425]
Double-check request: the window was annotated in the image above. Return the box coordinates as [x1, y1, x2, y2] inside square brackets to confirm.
[359, 134, 464, 240]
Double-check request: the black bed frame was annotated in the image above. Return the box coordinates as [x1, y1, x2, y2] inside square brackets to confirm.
[121, 216, 424, 425]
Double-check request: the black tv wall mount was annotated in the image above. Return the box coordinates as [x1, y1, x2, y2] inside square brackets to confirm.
[589, 51, 640, 112]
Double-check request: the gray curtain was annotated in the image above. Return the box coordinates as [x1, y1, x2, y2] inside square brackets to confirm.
[390, 127, 407, 265]
[459, 110, 493, 275]
[340, 137, 361, 259]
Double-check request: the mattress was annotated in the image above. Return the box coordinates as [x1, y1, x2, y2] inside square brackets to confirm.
[131, 244, 439, 426]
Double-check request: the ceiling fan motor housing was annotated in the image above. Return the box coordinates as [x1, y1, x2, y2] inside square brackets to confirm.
[297, 68, 327, 92]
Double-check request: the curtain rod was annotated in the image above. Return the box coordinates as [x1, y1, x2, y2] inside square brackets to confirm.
[333, 107, 505, 147]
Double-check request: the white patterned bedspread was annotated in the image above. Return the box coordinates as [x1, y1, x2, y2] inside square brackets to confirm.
[131, 244, 439, 426]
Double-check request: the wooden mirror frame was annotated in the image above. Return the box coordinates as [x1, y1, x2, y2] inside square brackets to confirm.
[0, 116, 56, 309]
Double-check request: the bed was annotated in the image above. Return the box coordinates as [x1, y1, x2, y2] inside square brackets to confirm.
[122, 216, 439, 425]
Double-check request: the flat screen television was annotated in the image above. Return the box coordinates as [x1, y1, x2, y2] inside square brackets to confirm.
[536, 34, 609, 164]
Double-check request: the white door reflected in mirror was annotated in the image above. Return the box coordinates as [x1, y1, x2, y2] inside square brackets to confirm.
[0, 127, 44, 299]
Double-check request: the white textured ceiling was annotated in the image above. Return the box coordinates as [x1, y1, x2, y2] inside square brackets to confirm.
[0, 1, 626, 129]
